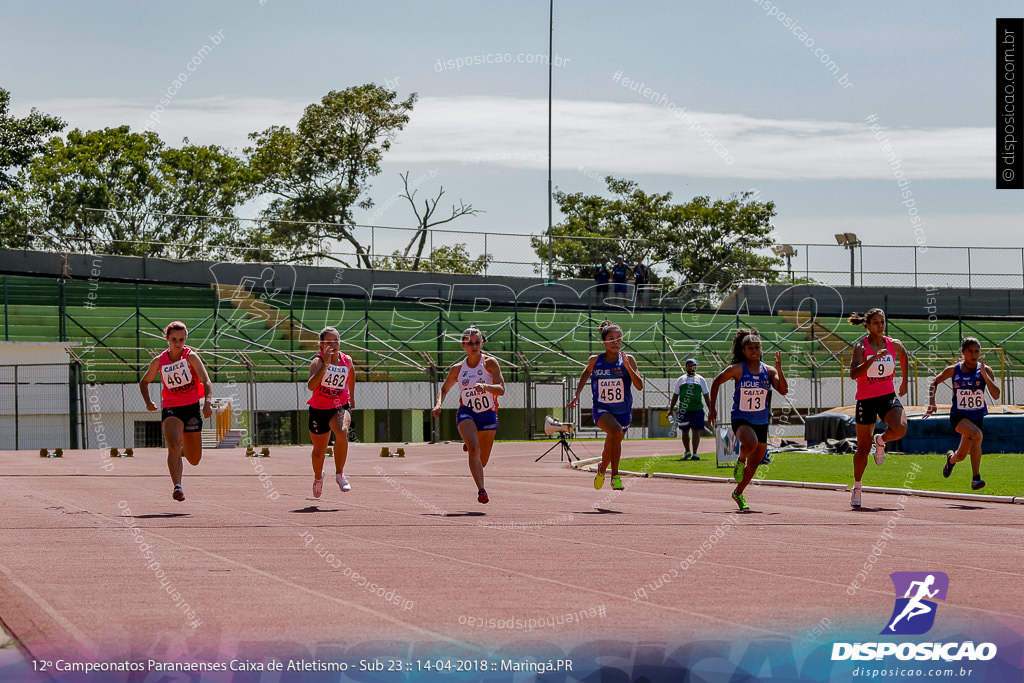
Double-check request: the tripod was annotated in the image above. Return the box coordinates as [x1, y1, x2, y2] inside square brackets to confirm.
[536, 431, 579, 462]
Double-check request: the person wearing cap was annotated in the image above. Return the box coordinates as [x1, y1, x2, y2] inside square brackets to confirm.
[612, 255, 629, 300]
[667, 358, 710, 460]
[593, 256, 610, 305]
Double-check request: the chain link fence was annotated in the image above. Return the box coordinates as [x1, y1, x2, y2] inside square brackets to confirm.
[5, 348, 1021, 451]
[9, 226, 1024, 286]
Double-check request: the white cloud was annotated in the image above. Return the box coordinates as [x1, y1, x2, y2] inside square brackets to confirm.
[19, 95, 992, 180]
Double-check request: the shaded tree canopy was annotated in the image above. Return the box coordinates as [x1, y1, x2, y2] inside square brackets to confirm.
[3, 126, 252, 257]
[533, 176, 781, 289]
[243, 84, 417, 265]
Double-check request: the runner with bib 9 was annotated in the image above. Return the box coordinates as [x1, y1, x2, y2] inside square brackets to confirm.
[848, 308, 909, 508]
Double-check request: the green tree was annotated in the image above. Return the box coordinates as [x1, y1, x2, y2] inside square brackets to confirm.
[9, 126, 251, 257]
[244, 85, 417, 266]
[0, 88, 65, 247]
[374, 243, 491, 275]
[0, 88, 65, 191]
[534, 177, 780, 289]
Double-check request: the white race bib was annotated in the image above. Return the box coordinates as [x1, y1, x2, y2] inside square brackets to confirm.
[740, 387, 768, 412]
[955, 389, 985, 411]
[597, 378, 624, 404]
[161, 358, 192, 388]
[869, 354, 896, 379]
[320, 364, 349, 391]
[461, 387, 494, 413]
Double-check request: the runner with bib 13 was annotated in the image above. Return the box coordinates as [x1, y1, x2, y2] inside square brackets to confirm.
[708, 328, 788, 511]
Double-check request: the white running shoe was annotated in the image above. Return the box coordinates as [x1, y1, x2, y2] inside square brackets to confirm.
[336, 473, 351, 492]
[873, 434, 886, 465]
[850, 487, 862, 508]
[313, 477, 323, 499]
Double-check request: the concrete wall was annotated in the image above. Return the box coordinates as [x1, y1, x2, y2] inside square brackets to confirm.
[730, 283, 1024, 318]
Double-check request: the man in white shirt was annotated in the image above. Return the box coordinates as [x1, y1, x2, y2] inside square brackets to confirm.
[667, 358, 711, 460]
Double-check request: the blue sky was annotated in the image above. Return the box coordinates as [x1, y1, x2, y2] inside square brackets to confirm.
[2, 0, 1021, 266]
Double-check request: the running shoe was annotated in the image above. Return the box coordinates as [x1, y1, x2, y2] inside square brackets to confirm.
[336, 473, 351, 492]
[172, 485, 184, 502]
[873, 434, 886, 465]
[594, 471, 605, 489]
[731, 492, 750, 511]
[690, 453, 701, 461]
[733, 459, 744, 483]
[850, 486, 862, 508]
[313, 477, 324, 499]
[611, 475, 624, 490]
[477, 488, 489, 504]
[971, 476, 986, 491]
[942, 451, 955, 479]
[680, 452, 692, 460]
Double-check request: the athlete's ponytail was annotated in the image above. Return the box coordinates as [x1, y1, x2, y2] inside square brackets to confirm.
[848, 308, 885, 327]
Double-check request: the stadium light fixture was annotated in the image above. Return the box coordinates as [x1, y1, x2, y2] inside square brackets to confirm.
[835, 233, 860, 286]
[772, 243, 797, 280]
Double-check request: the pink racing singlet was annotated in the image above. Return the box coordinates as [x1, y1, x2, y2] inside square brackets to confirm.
[159, 347, 203, 407]
[855, 336, 898, 400]
[307, 352, 353, 409]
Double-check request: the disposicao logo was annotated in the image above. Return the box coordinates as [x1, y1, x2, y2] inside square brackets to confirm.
[882, 571, 948, 635]
[831, 571, 997, 663]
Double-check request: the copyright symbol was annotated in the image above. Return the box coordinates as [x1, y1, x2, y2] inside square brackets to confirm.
[1003, 169, 1015, 182]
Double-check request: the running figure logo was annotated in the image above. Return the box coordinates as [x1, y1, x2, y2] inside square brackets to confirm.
[882, 571, 949, 635]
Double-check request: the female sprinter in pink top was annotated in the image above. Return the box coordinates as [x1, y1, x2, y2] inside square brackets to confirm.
[139, 321, 214, 502]
[307, 326, 356, 498]
[848, 308, 909, 508]
[432, 326, 505, 504]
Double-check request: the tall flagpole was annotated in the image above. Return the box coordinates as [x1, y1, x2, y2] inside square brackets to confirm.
[547, 0, 554, 280]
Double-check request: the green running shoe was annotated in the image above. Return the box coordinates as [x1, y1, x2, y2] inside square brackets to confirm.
[594, 471, 605, 489]
[611, 475, 624, 490]
[731, 492, 750, 511]
[733, 459, 744, 483]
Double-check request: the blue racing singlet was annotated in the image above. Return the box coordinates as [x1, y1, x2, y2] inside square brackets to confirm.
[731, 362, 772, 424]
[951, 362, 987, 419]
[591, 353, 633, 414]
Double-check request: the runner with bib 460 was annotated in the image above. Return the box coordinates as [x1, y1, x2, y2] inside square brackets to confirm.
[432, 326, 506, 505]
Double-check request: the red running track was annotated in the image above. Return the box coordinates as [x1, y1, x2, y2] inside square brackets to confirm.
[1, 440, 1022, 664]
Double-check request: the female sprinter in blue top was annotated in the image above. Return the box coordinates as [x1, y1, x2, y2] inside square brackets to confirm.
[709, 329, 788, 511]
[568, 320, 644, 491]
[922, 337, 1000, 490]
